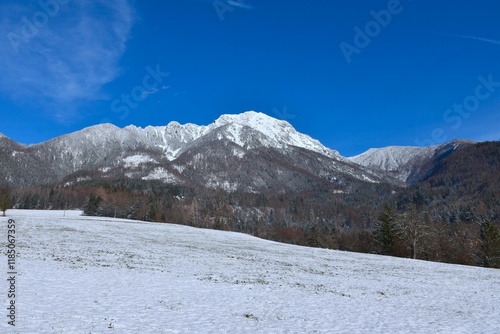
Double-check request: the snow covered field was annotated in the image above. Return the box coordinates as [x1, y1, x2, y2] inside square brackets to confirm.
[1, 210, 499, 333]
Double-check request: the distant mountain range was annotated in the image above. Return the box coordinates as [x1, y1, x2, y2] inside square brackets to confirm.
[0, 111, 481, 191]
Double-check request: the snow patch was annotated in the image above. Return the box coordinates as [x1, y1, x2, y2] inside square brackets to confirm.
[165, 147, 181, 160]
[142, 167, 179, 183]
[206, 177, 238, 192]
[232, 147, 245, 159]
[123, 155, 156, 168]
[172, 164, 185, 173]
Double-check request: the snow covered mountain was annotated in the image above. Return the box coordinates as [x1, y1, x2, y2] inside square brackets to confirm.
[0, 111, 475, 190]
[348, 139, 475, 185]
[211, 112, 342, 160]
[1, 111, 380, 190]
[122, 111, 342, 161]
[23, 111, 341, 165]
[348, 146, 435, 185]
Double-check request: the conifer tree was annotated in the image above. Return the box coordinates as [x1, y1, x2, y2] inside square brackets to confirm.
[144, 201, 157, 222]
[0, 186, 12, 216]
[83, 194, 102, 216]
[373, 204, 397, 255]
[478, 221, 500, 268]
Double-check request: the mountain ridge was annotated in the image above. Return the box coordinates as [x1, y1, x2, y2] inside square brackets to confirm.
[0, 111, 378, 189]
[0, 111, 482, 189]
[348, 139, 476, 185]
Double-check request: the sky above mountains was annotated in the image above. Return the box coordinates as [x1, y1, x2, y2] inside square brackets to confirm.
[0, 0, 499, 156]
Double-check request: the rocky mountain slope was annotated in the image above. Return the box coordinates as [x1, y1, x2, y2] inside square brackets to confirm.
[347, 139, 475, 186]
[0, 111, 482, 192]
[0, 111, 380, 191]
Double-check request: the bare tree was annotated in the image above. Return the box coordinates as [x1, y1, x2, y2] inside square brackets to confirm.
[396, 207, 430, 259]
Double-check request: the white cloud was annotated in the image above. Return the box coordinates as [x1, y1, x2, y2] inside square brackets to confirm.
[198, 0, 254, 10]
[140, 88, 159, 99]
[454, 35, 500, 45]
[138, 85, 171, 99]
[226, 0, 254, 10]
[435, 32, 500, 46]
[0, 0, 134, 120]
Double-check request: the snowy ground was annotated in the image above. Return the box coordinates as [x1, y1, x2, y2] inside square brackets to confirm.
[1, 210, 499, 333]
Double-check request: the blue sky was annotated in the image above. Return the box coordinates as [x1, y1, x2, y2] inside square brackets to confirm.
[0, 0, 499, 156]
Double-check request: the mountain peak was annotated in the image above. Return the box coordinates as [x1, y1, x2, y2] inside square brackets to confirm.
[215, 110, 286, 125]
[211, 111, 341, 160]
[94, 123, 122, 131]
[114, 111, 341, 161]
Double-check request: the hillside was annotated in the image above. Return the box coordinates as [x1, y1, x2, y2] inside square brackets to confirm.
[395, 141, 500, 223]
[2, 210, 499, 333]
[348, 139, 474, 186]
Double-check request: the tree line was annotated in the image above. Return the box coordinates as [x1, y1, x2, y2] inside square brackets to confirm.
[1, 180, 498, 269]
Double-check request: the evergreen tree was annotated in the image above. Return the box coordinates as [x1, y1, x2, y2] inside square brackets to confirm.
[478, 221, 500, 268]
[0, 186, 12, 216]
[373, 204, 397, 255]
[83, 194, 102, 216]
[127, 201, 140, 220]
[144, 201, 157, 222]
[307, 226, 320, 248]
[22, 193, 32, 209]
[48, 188, 55, 209]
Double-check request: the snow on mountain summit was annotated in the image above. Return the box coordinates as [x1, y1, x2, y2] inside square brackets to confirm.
[347, 146, 437, 185]
[348, 140, 475, 185]
[212, 111, 342, 159]
[41, 111, 340, 163]
[349, 146, 435, 172]
[109, 111, 341, 161]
